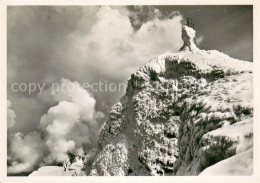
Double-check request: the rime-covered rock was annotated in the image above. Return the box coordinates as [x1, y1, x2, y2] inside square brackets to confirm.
[88, 25, 253, 176]
[63, 152, 87, 176]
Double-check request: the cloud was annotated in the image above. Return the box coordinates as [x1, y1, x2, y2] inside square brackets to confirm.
[8, 78, 103, 174]
[196, 36, 204, 45]
[127, 6, 164, 29]
[39, 78, 103, 163]
[7, 100, 16, 129]
[7, 132, 47, 174]
[70, 6, 183, 82]
[7, 96, 46, 134]
[8, 6, 183, 133]
[7, 6, 183, 174]
[127, 6, 182, 30]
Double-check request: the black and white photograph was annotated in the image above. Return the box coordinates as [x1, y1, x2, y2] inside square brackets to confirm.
[1, 1, 259, 182]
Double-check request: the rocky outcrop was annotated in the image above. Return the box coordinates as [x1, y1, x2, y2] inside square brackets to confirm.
[63, 152, 86, 176]
[87, 25, 253, 176]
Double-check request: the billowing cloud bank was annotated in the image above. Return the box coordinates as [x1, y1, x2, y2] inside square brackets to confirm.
[8, 6, 183, 86]
[8, 79, 103, 174]
[7, 6, 184, 174]
[71, 6, 183, 81]
[8, 6, 184, 134]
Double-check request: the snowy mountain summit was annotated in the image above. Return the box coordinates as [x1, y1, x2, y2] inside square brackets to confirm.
[89, 25, 253, 176]
[30, 24, 253, 176]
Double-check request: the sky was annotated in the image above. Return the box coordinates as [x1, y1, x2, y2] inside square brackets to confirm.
[157, 5, 253, 61]
[7, 5, 253, 174]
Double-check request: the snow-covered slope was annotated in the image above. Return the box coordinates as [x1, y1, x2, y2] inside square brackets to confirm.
[29, 166, 73, 176]
[199, 147, 253, 176]
[30, 152, 87, 176]
[88, 25, 253, 176]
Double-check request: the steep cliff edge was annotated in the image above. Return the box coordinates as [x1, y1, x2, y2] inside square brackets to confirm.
[88, 25, 253, 176]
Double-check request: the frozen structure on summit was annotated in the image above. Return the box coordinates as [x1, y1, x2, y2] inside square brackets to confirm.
[180, 18, 199, 52]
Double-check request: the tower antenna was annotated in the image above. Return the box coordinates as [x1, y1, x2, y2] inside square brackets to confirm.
[185, 18, 194, 29]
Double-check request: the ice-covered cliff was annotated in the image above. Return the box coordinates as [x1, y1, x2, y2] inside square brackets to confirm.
[88, 25, 253, 176]
[30, 25, 253, 176]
